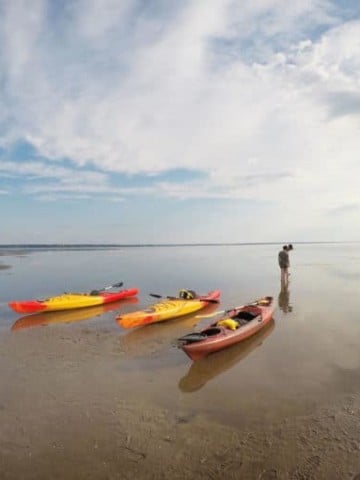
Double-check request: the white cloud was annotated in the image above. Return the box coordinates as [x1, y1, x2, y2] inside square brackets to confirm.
[72, 0, 134, 40]
[0, 0, 359, 224]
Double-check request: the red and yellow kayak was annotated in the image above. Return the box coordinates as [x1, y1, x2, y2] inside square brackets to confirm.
[8, 287, 138, 314]
[178, 296, 274, 361]
[117, 290, 221, 329]
[11, 297, 138, 330]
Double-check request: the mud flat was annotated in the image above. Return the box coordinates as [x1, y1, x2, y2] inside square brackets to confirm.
[0, 264, 11, 270]
[0, 325, 359, 480]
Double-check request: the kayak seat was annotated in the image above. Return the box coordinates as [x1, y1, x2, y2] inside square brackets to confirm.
[234, 311, 257, 320]
[90, 290, 100, 296]
[233, 311, 258, 325]
[177, 332, 206, 344]
[203, 327, 222, 336]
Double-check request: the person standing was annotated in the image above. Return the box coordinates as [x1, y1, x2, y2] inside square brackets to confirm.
[278, 245, 290, 288]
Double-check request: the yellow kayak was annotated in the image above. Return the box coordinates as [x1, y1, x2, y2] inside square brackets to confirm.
[11, 297, 139, 331]
[8, 283, 138, 314]
[117, 289, 220, 329]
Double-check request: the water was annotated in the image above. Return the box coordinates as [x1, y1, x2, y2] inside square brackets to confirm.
[1, 243, 360, 427]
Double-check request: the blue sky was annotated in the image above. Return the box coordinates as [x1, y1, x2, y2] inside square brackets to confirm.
[0, 0, 359, 244]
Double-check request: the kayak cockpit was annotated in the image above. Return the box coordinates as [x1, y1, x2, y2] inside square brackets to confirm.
[177, 327, 222, 345]
[231, 310, 261, 325]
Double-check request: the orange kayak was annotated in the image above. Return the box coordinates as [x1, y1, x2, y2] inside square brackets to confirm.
[117, 290, 221, 329]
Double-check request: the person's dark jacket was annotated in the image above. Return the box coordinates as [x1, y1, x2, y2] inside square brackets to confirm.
[278, 249, 289, 268]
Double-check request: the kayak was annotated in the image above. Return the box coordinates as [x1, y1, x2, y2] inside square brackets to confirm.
[179, 319, 275, 392]
[177, 296, 274, 361]
[120, 302, 220, 352]
[11, 297, 139, 331]
[8, 286, 139, 314]
[117, 289, 221, 329]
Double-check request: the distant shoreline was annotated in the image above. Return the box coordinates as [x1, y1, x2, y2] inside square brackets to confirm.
[0, 241, 359, 258]
[0, 240, 359, 251]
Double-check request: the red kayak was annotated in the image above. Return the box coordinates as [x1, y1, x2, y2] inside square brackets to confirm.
[179, 319, 275, 392]
[178, 296, 275, 361]
[8, 282, 138, 314]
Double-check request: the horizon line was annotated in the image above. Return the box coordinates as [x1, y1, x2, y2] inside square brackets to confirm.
[1, 241, 359, 248]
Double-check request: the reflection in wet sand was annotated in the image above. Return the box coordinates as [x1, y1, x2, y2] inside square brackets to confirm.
[278, 286, 292, 313]
[11, 297, 138, 331]
[120, 302, 220, 351]
[178, 319, 275, 393]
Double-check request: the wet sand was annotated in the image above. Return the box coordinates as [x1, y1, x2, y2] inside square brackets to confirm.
[1, 243, 360, 479]
[0, 264, 11, 270]
[1, 324, 360, 480]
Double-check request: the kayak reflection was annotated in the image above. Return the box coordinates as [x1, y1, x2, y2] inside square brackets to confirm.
[178, 319, 275, 393]
[11, 297, 138, 331]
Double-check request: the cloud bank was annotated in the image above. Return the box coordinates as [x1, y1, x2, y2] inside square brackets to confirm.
[0, 0, 359, 241]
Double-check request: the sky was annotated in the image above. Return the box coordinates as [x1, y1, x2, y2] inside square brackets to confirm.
[0, 0, 359, 244]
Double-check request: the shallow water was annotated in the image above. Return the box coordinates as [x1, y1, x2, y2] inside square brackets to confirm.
[1, 243, 360, 429]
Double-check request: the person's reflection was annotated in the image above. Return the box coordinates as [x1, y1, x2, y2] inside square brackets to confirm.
[278, 284, 292, 313]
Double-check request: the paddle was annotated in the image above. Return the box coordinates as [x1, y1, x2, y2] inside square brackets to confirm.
[91, 281, 123, 294]
[149, 293, 219, 304]
[195, 297, 271, 318]
[195, 310, 229, 319]
[149, 293, 176, 299]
